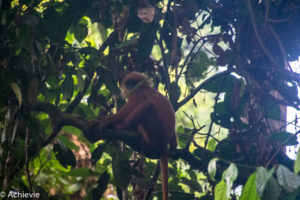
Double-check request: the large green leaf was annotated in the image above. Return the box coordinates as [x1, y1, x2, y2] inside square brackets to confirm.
[112, 152, 138, 189]
[261, 100, 281, 120]
[270, 131, 298, 146]
[276, 165, 300, 193]
[186, 51, 212, 82]
[256, 167, 274, 198]
[214, 180, 228, 200]
[240, 172, 260, 200]
[73, 18, 88, 42]
[262, 176, 281, 200]
[208, 158, 218, 181]
[294, 146, 300, 174]
[223, 163, 238, 197]
[61, 74, 74, 101]
[203, 74, 239, 93]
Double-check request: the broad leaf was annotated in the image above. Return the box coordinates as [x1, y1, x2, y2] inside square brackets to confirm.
[223, 163, 238, 197]
[240, 172, 260, 200]
[214, 180, 228, 200]
[276, 165, 300, 193]
[256, 167, 274, 198]
[203, 74, 238, 93]
[10, 83, 22, 108]
[270, 131, 298, 146]
[208, 158, 218, 181]
[294, 146, 300, 174]
[262, 176, 281, 200]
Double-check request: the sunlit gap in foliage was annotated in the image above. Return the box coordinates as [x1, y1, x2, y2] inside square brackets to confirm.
[286, 58, 300, 159]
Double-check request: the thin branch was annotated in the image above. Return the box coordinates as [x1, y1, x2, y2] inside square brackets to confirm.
[266, 129, 300, 167]
[247, 0, 281, 68]
[202, 72, 228, 157]
[144, 162, 160, 200]
[267, 24, 292, 71]
[65, 76, 91, 113]
[176, 70, 231, 110]
[98, 31, 118, 55]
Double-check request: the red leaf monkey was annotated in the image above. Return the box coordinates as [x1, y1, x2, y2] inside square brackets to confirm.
[87, 71, 177, 200]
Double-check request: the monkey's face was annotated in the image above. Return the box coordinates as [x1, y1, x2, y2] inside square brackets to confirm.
[120, 72, 152, 98]
[121, 79, 139, 98]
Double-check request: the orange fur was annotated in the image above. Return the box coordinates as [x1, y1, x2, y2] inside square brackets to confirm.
[105, 71, 177, 200]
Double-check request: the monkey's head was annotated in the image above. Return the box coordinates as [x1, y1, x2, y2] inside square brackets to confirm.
[121, 72, 152, 97]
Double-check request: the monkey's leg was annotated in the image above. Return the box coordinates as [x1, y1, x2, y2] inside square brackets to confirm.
[117, 102, 153, 130]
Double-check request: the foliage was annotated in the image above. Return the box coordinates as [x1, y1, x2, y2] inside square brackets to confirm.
[1, 0, 300, 199]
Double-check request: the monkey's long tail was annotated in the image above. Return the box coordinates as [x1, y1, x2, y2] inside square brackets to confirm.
[160, 153, 169, 200]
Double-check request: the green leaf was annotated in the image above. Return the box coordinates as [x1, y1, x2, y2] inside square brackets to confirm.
[176, 125, 185, 134]
[10, 82, 22, 108]
[215, 102, 227, 114]
[240, 172, 260, 200]
[73, 18, 88, 42]
[58, 135, 79, 151]
[181, 177, 202, 192]
[214, 180, 228, 200]
[112, 152, 137, 189]
[270, 131, 298, 146]
[61, 74, 74, 101]
[262, 176, 281, 200]
[53, 139, 76, 168]
[69, 168, 91, 177]
[170, 82, 181, 103]
[208, 158, 218, 181]
[186, 51, 211, 82]
[115, 35, 138, 49]
[276, 165, 300, 193]
[261, 101, 281, 120]
[294, 146, 300, 174]
[223, 163, 238, 197]
[256, 167, 274, 198]
[203, 74, 238, 93]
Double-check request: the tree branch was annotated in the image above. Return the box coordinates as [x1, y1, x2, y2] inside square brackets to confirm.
[175, 70, 231, 110]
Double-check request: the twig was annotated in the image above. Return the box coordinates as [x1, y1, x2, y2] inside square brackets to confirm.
[202, 72, 228, 158]
[266, 129, 300, 167]
[247, 0, 281, 68]
[267, 24, 292, 71]
[98, 31, 118, 55]
[65, 76, 91, 113]
[182, 111, 205, 151]
[144, 162, 160, 200]
[176, 70, 231, 110]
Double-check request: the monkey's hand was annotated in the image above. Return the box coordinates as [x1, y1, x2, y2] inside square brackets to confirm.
[84, 118, 108, 143]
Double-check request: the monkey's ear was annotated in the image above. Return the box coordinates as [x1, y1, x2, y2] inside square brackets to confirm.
[126, 80, 138, 90]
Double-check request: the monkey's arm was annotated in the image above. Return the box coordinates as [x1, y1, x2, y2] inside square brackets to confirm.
[84, 102, 134, 142]
[104, 102, 136, 126]
[117, 102, 153, 130]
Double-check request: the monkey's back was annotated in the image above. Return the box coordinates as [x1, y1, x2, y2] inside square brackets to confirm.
[134, 87, 177, 156]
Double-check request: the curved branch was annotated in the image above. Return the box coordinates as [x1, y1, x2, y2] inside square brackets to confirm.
[175, 70, 231, 110]
[65, 76, 91, 113]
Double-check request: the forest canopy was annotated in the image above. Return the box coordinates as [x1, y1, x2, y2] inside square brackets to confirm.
[1, 0, 300, 199]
